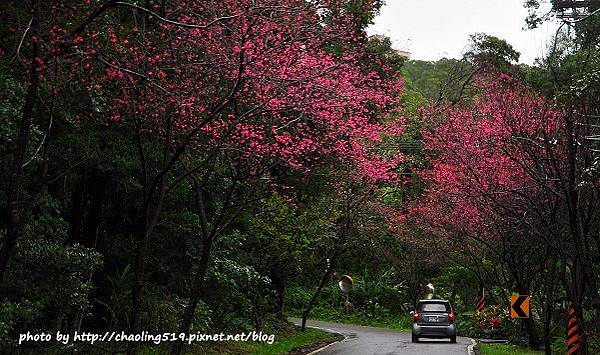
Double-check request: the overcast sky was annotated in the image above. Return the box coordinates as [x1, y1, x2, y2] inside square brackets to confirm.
[367, 0, 559, 64]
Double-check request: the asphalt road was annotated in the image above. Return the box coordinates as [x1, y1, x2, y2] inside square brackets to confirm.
[289, 318, 472, 355]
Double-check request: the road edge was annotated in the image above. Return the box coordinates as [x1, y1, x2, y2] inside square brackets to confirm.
[292, 318, 476, 355]
[467, 338, 477, 355]
[299, 324, 346, 355]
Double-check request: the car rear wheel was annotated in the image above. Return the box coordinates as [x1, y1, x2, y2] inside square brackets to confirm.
[450, 335, 456, 343]
[412, 334, 418, 343]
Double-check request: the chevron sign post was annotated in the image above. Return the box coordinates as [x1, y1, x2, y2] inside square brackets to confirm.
[510, 295, 529, 318]
[567, 305, 581, 354]
[510, 294, 530, 318]
[474, 287, 485, 311]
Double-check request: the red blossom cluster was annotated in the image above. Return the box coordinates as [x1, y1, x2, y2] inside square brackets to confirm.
[42, 0, 407, 185]
[403, 73, 562, 241]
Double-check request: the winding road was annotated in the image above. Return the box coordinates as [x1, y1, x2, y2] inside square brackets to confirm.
[290, 318, 473, 355]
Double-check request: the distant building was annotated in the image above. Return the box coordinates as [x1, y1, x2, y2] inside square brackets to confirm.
[396, 49, 411, 59]
[553, 0, 594, 19]
[554, 0, 590, 9]
[369, 34, 411, 59]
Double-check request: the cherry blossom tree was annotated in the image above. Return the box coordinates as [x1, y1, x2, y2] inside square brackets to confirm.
[3, 2, 405, 353]
[15, 1, 405, 353]
[399, 72, 562, 348]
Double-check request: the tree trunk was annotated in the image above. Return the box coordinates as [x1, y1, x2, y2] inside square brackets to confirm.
[170, 238, 213, 355]
[542, 258, 557, 355]
[270, 263, 286, 317]
[126, 182, 167, 355]
[554, 94, 600, 355]
[0, 0, 40, 283]
[275, 282, 285, 318]
[301, 247, 339, 331]
[574, 303, 588, 355]
[69, 177, 85, 244]
[523, 316, 541, 351]
[542, 304, 551, 355]
[83, 173, 105, 248]
[126, 232, 150, 355]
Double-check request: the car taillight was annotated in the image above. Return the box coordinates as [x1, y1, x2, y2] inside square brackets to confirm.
[413, 312, 420, 321]
[448, 312, 455, 322]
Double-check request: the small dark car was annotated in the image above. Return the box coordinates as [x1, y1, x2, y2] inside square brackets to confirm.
[411, 299, 457, 343]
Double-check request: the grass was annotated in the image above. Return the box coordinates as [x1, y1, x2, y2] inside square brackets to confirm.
[224, 328, 339, 355]
[135, 318, 339, 355]
[287, 305, 413, 331]
[479, 343, 543, 355]
[183, 320, 339, 355]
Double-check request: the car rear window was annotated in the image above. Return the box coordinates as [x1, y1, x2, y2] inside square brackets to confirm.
[418, 302, 450, 312]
